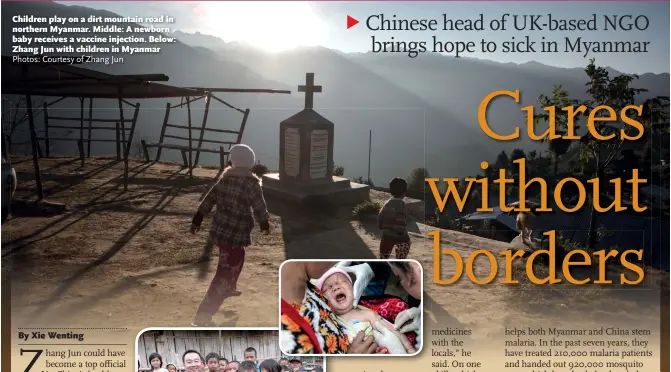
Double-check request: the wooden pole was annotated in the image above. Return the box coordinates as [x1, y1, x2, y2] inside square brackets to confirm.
[117, 94, 128, 191]
[236, 109, 250, 144]
[79, 97, 84, 147]
[118, 98, 127, 151]
[141, 140, 150, 162]
[42, 101, 50, 157]
[8, 98, 22, 156]
[180, 150, 188, 167]
[186, 96, 192, 178]
[155, 102, 171, 162]
[25, 95, 44, 200]
[115, 122, 121, 160]
[87, 97, 93, 156]
[123, 102, 141, 162]
[367, 129, 372, 184]
[77, 139, 85, 167]
[193, 93, 211, 167]
[1, 126, 8, 159]
[219, 146, 225, 171]
[218, 330, 223, 358]
[36, 141, 43, 159]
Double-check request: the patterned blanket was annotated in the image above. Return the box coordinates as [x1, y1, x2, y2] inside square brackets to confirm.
[358, 295, 417, 347]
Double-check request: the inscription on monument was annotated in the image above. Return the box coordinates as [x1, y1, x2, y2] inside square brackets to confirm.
[310, 129, 329, 179]
[284, 127, 300, 177]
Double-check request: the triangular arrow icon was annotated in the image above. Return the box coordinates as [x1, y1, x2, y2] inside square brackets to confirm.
[347, 15, 359, 29]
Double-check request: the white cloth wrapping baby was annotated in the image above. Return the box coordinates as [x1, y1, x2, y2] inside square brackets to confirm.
[335, 306, 411, 354]
[344, 319, 374, 342]
[334, 307, 375, 343]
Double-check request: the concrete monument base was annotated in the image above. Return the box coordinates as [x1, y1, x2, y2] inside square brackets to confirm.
[401, 197, 425, 222]
[261, 173, 370, 205]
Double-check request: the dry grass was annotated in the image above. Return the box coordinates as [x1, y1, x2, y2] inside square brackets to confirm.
[3, 156, 666, 339]
[352, 200, 382, 220]
[509, 253, 665, 326]
[510, 260, 602, 305]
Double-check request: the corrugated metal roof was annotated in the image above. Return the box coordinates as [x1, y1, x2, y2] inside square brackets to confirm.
[460, 207, 668, 270]
[3, 57, 203, 98]
[461, 208, 518, 231]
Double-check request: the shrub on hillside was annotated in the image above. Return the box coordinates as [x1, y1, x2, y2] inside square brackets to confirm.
[251, 163, 269, 177]
[333, 164, 345, 177]
[406, 167, 430, 198]
[352, 200, 382, 220]
[352, 176, 375, 187]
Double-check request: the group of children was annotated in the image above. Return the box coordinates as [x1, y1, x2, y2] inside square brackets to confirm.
[146, 349, 320, 372]
[190, 144, 412, 326]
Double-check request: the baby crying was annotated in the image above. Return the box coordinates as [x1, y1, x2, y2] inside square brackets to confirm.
[316, 267, 414, 354]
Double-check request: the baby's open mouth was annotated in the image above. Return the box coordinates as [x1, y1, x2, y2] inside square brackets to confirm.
[333, 290, 347, 304]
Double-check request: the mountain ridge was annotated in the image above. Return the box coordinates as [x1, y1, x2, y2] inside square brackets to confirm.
[178, 29, 667, 77]
[3, 2, 668, 184]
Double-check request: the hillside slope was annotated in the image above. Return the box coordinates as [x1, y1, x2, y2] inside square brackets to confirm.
[3, 156, 664, 333]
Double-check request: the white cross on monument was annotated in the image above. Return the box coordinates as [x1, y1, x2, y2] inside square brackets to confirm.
[297, 73, 322, 110]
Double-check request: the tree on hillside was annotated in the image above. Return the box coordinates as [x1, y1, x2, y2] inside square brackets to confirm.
[494, 151, 510, 171]
[509, 148, 527, 176]
[407, 167, 430, 198]
[525, 150, 540, 177]
[510, 148, 527, 162]
[544, 59, 666, 250]
[637, 96, 670, 184]
[2, 96, 47, 156]
[580, 60, 655, 250]
[482, 162, 496, 180]
[534, 85, 581, 178]
[611, 149, 640, 178]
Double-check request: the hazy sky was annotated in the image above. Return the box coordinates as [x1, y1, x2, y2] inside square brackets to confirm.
[62, 1, 669, 74]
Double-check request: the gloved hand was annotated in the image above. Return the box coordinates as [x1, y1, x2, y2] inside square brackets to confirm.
[414, 333, 422, 352]
[335, 261, 374, 307]
[394, 307, 421, 334]
[372, 320, 407, 354]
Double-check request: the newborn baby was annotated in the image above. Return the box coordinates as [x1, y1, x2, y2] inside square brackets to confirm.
[316, 267, 416, 354]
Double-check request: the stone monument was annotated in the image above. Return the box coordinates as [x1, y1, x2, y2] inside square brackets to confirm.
[261, 73, 370, 205]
